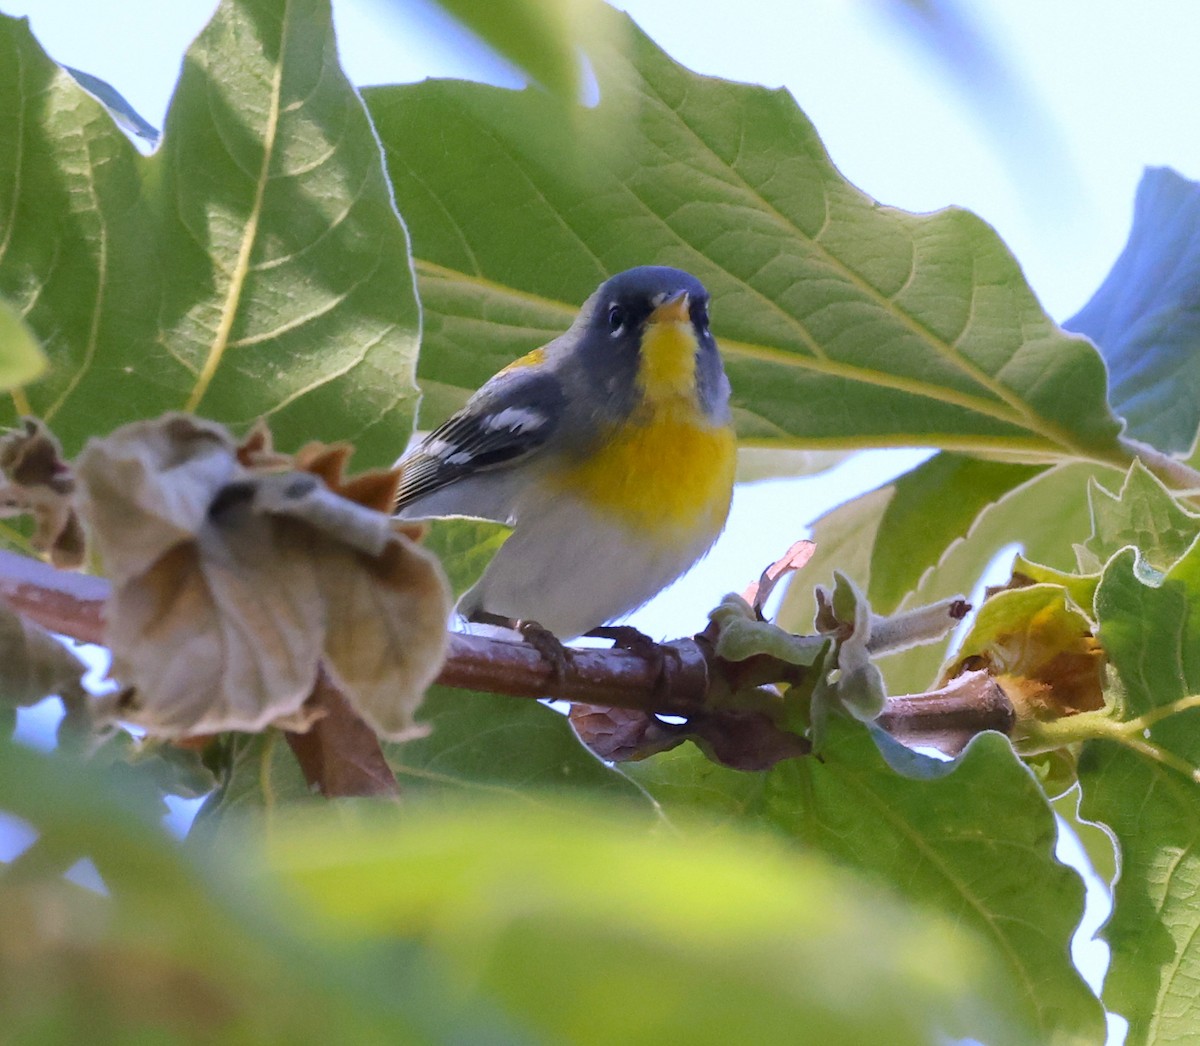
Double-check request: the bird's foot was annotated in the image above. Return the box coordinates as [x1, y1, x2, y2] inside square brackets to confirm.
[466, 609, 574, 684]
[586, 625, 677, 697]
[519, 619, 574, 684]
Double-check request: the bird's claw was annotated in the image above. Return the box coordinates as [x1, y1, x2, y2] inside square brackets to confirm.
[586, 625, 677, 698]
[519, 619, 574, 684]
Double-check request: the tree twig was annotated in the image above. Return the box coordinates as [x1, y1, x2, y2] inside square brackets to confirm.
[284, 668, 400, 798]
[0, 550, 1016, 772]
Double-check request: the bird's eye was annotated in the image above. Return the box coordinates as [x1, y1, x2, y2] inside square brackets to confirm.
[607, 304, 625, 334]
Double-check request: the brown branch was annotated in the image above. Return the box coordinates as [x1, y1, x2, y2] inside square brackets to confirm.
[0, 549, 106, 644]
[284, 668, 400, 798]
[877, 670, 1014, 755]
[0, 550, 1017, 775]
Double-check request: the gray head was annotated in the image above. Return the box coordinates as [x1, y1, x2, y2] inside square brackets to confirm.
[572, 266, 730, 422]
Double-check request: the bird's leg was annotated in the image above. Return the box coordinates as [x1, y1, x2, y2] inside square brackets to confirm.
[467, 609, 573, 684]
[517, 620, 575, 684]
[585, 625, 678, 697]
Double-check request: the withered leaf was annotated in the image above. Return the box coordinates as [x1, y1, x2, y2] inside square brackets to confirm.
[569, 704, 687, 762]
[0, 596, 87, 713]
[76, 415, 451, 740]
[944, 583, 1105, 721]
[0, 418, 86, 568]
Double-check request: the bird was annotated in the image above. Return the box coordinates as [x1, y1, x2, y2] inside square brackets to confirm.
[394, 266, 736, 641]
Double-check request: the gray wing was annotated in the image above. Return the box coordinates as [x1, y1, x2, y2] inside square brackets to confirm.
[394, 368, 566, 512]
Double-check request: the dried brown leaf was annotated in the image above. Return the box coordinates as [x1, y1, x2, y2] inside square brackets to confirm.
[0, 597, 87, 710]
[0, 419, 86, 568]
[568, 703, 686, 762]
[740, 539, 816, 617]
[76, 415, 451, 740]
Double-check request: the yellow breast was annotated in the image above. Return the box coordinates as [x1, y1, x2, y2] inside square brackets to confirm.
[551, 319, 735, 541]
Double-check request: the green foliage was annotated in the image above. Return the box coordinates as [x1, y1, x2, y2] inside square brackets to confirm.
[385, 685, 650, 802]
[0, 297, 48, 392]
[1083, 460, 1200, 574]
[268, 797, 1025, 1046]
[364, 9, 1123, 459]
[622, 717, 1106, 1042]
[0, 1, 419, 464]
[0, 738, 521, 1042]
[6, 0, 1200, 1040]
[1080, 544, 1200, 1043]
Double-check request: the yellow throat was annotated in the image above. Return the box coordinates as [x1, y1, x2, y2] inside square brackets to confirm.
[552, 298, 736, 539]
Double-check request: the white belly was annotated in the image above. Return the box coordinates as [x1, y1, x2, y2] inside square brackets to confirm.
[457, 486, 724, 639]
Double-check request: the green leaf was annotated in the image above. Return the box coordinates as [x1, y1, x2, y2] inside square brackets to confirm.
[1011, 554, 1100, 617]
[951, 584, 1097, 675]
[365, 10, 1123, 460]
[425, 0, 619, 102]
[268, 796, 1027, 1046]
[1078, 544, 1200, 1041]
[189, 731, 316, 844]
[1084, 460, 1200, 575]
[384, 685, 649, 804]
[0, 297, 47, 392]
[870, 453, 1043, 612]
[1066, 167, 1200, 454]
[421, 517, 509, 598]
[622, 717, 1104, 1042]
[0, 0, 419, 464]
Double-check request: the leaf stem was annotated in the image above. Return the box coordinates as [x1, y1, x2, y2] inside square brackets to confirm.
[1018, 698, 1200, 784]
[1119, 436, 1200, 494]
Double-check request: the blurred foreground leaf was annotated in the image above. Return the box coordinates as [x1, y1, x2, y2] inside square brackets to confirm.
[621, 718, 1105, 1042]
[268, 796, 1027, 1046]
[425, 0, 619, 102]
[0, 740, 511, 1042]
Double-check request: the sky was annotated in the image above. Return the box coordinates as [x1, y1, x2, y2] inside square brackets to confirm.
[7, 3, 1194, 1037]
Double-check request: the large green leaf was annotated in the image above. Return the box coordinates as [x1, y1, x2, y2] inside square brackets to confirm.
[268, 796, 1027, 1046]
[0, 0, 419, 464]
[622, 718, 1105, 1043]
[365, 10, 1122, 461]
[1080, 545, 1200, 1042]
[1066, 167, 1200, 455]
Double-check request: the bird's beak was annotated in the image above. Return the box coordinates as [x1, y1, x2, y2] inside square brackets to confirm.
[649, 290, 690, 325]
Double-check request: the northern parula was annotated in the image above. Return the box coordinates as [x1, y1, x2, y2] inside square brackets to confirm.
[394, 266, 736, 639]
